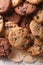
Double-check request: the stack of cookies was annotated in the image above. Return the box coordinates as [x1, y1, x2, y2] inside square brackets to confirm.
[0, 0, 43, 63]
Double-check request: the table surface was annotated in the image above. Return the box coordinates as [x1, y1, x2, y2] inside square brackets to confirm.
[0, 59, 43, 65]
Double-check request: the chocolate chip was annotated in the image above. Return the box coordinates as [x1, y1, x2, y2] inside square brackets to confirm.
[36, 15, 40, 19]
[25, 36, 30, 39]
[28, 51, 32, 54]
[35, 36, 40, 38]
[41, 24, 43, 26]
[9, 26, 13, 28]
[14, 38, 17, 41]
[22, 10, 26, 14]
[22, 29, 24, 32]
[32, 6, 33, 8]
[2, 45, 4, 49]
[37, 27, 40, 31]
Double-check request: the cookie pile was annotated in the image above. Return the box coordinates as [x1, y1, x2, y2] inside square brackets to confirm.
[0, 0, 43, 63]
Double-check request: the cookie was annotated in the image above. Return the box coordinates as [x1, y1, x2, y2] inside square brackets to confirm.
[30, 20, 43, 39]
[15, 2, 36, 16]
[27, 39, 43, 56]
[4, 21, 18, 39]
[20, 16, 32, 32]
[8, 27, 31, 50]
[11, 0, 22, 7]
[8, 47, 25, 62]
[33, 10, 43, 23]
[26, 0, 43, 4]
[0, 15, 3, 33]
[0, 38, 11, 58]
[23, 54, 36, 63]
[0, 0, 10, 14]
[5, 12, 22, 24]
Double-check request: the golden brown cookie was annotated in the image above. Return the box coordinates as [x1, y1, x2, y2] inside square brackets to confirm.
[26, 0, 43, 4]
[15, 2, 36, 16]
[11, 0, 22, 7]
[8, 27, 31, 50]
[8, 47, 25, 62]
[23, 53, 37, 63]
[27, 39, 43, 56]
[4, 21, 18, 39]
[30, 20, 43, 39]
[33, 10, 43, 23]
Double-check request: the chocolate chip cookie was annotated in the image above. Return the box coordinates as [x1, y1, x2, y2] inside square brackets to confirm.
[33, 10, 43, 23]
[30, 20, 43, 39]
[15, 2, 36, 16]
[20, 16, 32, 32]
[5, 12, 22, 24]
[8, 27, 31, 50]
[0, 38, 11, 57]
[27, 38, 43, 56]
[4, 21, 18, 39]
[11, 0, 22, 7]
[0, 0, 11, 14]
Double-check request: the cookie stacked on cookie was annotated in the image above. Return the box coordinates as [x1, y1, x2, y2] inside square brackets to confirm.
[0, 0, 43, 63]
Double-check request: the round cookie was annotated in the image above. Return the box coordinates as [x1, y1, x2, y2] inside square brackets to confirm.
[4, 21, 18, 39]
[0, 15, 3, 33]
[33, 10, 43, 23]
[11, 0, 22, 7]
[30, 20, 43, 39]
[5, 12, 22, 24]
[8, 47, 25, 62]
[27, 39, 43, 56]
[15, 2, 36, 16]
[0, 0, 10, 14]
[26, 0, 43, 4]
[23, 54, 36, 63]
[20, 16, 32, 32]
[8, 27, 31, 50]
[0, 38, 11, 58]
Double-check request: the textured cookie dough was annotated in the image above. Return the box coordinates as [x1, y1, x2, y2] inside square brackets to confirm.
[11, 0, 22, 7]
[8, 27, 31, 49]
[26, 0, 43, 4]
[5, 21, 18, 39]
[33, 10, 43, 23]
[15, 2, 36, 16]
